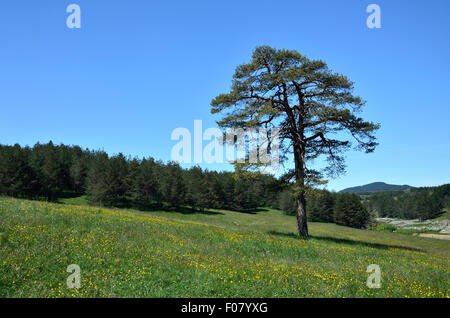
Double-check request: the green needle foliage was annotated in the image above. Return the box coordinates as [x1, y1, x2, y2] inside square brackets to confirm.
[211, 46, 380, 237]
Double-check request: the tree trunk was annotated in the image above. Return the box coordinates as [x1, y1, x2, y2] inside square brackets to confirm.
[294, 144, 308, 237]
[296, 187, 308, 237]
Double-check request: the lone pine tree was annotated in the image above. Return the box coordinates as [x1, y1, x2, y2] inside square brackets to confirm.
[211, 46, 379, 237]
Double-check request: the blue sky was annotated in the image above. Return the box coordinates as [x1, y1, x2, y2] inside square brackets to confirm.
[0, 0, 449, 191]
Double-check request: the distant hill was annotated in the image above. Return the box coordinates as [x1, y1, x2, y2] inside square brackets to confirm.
[339, 182, 414, 193]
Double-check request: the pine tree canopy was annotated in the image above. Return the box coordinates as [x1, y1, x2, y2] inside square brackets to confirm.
[211, 45, 380, 183]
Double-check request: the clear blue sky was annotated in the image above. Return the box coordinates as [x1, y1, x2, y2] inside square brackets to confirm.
[0, 0, 449, 191]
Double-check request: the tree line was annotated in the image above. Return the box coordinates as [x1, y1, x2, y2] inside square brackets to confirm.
[0, 142, 278, 212]
[277, 189, 371, 229]
[8, 141, 440, 229]
[0, 141, 374, 229]
[361, 185, 449, 220]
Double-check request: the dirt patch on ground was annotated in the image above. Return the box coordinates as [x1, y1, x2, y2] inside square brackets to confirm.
[417, 234, 450, 241]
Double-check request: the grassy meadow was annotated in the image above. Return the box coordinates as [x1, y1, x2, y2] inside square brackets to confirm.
[0, 196, 448, 298]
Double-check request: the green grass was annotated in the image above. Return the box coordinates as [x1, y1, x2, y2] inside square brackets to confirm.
[435, 208, 450, 220]
[395, 229, 449, 236]
[58, 195, 89, 206]
[0, 196, 448, 298]
[372, 223, 449, 236]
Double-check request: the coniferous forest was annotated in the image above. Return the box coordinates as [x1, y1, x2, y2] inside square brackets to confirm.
[0, 142, 278, 212]
[1, 141, 448, 229]
[360, 186, 450, 220]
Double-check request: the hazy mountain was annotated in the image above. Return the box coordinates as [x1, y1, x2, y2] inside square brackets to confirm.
[339, 182, 414, 193]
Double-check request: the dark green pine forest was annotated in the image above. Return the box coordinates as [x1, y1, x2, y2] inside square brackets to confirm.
[0, 142, 448, 230]
[0, 142, 278, 212]
[361, 186, 449, 220]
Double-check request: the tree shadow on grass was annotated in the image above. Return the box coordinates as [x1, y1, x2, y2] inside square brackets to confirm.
[57, 191, 84, 199]
[229, 208, 270, 215]
[130, 204, 224, 215]
[54, 194, 226, 215]
[267, 230, 427, 253]
[167, 206, 224, 216]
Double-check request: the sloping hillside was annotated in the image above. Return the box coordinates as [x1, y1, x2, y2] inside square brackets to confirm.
[0, 197, 448, 297]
